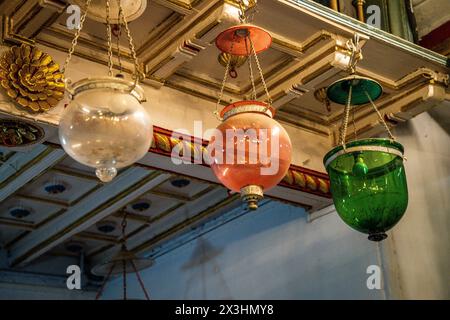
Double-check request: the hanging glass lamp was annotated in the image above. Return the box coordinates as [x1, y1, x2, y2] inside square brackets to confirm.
[324, 138, 408, 241]
[208, 1, 292, 210]
[59, 0, 152, 182]
[323, 34, 408, 241]
[59, 77, 152, 182]
[210, 101, 292, 210]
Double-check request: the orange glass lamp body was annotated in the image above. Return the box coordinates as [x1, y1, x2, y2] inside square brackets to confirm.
[209, 101, 292, 209]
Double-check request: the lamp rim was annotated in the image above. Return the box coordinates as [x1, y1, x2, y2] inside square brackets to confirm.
[323, 138, 404, 169]
[66, 76, 146, 103]
[220, 100, 275, 120]
[215, 24, 272, 56]
[326, 75, 383, 105]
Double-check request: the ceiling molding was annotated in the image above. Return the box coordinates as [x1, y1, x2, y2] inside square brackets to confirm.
[8, 169, 170, 267]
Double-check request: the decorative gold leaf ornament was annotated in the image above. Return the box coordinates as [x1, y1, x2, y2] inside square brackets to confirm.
[0, 44, 65, 112]
[218, 52, 247, 78]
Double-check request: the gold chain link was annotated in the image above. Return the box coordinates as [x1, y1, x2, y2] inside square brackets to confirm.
[116, 23, 123, 75]
[249, 35, 272, 105]
[121, 212, 128, 244]
[352, 104, 358, 141]
[245, 37, 257, 100]
[214, 56, 232, 121]
[365, 91, 395, 141]
[62, 0, 93, 74]
[214, 35, 237, 121]
[106, 0, 114, 76]
[339, 85, 353, 148]
[118, 0, 141, 90]
[238, 0, 247, 23]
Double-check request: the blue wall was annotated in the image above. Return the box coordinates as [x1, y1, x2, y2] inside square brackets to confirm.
[103, 201, 385, 299]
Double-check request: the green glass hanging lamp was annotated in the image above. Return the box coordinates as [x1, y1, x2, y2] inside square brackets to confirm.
[323, 35, 408, 241]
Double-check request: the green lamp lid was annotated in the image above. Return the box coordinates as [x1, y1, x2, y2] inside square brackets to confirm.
[327, 75, 383, 105]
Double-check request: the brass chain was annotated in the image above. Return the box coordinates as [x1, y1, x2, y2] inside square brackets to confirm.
[116, 22, 123, 75]
[121, 212, 128, 246]
[245, 37, 257, 100]
[62, 0, 92, 74]
[106, 0, 114, 76]
[238, 0, 247, 23]
[352, 104, 358, 141]
[339, 85, 353, 148]
[249, 35, 272, 105]
[214, 58, 231, 121]
[365, 91, 395, 140]
[215, 38, 236, 121]
[118, 0, 141, 90]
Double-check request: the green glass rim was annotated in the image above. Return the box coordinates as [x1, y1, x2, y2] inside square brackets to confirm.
[323, 138, 404, 169]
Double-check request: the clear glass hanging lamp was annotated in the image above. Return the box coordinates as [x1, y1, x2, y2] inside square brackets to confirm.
[59, 0, 152, 182]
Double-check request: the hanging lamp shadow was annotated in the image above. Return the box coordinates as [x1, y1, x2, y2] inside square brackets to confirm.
[93, 214, 153, 300]
[91, 247, 154, 276]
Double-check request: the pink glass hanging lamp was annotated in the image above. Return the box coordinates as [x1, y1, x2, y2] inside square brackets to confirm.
[208, 1, 292, 210]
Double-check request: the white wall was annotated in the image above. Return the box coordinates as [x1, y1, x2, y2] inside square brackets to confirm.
[382, 103, 450, 299]
[102, 201, 385, 300]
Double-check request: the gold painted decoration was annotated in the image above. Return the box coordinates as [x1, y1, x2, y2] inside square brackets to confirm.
[0, 119, 45, 147]
[0, 44, 65, 112]
[314, 87, 331, 112]
[218, 52, 247, 78]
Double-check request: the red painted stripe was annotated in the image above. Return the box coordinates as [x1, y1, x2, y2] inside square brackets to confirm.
[419, 20, 450, 50]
